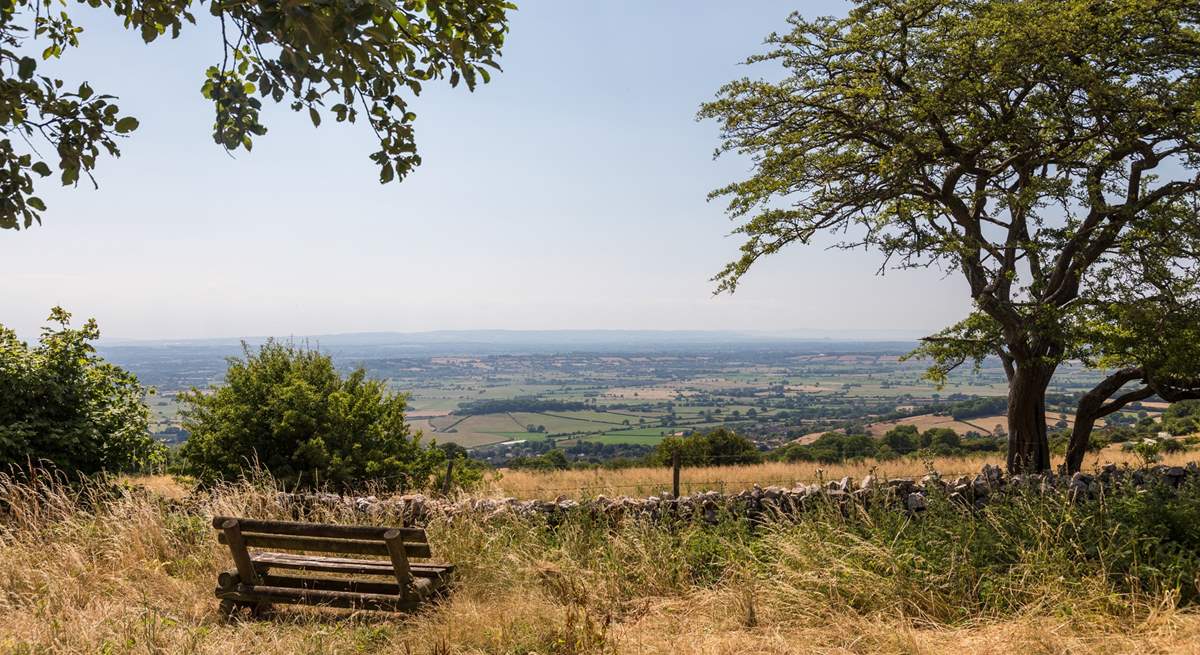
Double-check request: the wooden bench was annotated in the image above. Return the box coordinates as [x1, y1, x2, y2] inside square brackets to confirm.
[211, 516, 454, 616]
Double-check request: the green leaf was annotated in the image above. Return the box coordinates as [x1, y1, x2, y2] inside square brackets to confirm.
[27, 197, 46, 211]
[309, 107, 321, 127]
[18, 57, 35, 80]
[31, 162, 51, 177]
[115, 117, 140, 134]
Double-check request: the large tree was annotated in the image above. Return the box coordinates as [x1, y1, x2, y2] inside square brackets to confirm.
[0, 0, 514, 230]
[700, 0, 1200, 472]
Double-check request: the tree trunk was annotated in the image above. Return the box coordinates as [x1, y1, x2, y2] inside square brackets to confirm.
[1065, 368, 1154, 474]
[1006, 362, 1052, 473]
[1065, 402, 1101, 475]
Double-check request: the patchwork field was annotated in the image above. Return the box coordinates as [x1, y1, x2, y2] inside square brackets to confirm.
[128, 344, 1125, 458]
[864, 413, 1011, 437]
[412, 408, 700, 448]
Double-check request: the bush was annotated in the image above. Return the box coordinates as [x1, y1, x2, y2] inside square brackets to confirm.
[0, 308, 162, 475]
[1105, 426, 1138, 443]
[506, 449, 570, 471]
[922, 427, 961, 454]
[1165, 400, 1200, 420]
[882, 424, 918, 454]
[1123, 439, 1162, 465]
[654, 427, 761, 466]
[776, 431, 877, 464]
[179, 339, 445, 491]
[1161, 438, 1186, 454]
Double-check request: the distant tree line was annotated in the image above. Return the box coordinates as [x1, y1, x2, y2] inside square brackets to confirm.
[774, 425, 1004, 464]
[454, 398, 590, 415]
[943, 397, 1008, 421]
[500, 428, 762, 471]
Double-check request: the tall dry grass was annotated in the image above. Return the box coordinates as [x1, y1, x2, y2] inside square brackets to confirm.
[487, 445, 1195, 500]
[2, 466, 1200, 654]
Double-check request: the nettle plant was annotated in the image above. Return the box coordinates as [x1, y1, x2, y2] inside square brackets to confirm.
[0, 0, 514, 229]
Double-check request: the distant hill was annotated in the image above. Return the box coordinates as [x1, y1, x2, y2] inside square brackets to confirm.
[100, 328, 926, 355]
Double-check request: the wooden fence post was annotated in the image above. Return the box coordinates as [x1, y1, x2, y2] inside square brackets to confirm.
[671, 449, 681, 498]
[442, 459, 454, 497]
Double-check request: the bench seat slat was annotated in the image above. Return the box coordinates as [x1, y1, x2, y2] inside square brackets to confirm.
[211, 516, 427, 542]
[253, 573, 435, 599]
[217, 584, 423, 612]
[252, 552, 454, 579]
[217, 531, 432, 558]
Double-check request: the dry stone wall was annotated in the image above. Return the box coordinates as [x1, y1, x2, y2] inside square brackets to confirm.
[271, 463, 1200, 527]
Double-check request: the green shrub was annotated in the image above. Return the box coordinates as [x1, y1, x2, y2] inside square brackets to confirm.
[922, 427, 961, 454]
[0, 308, 162, 475]
[1161, 438, 1186, 454]
[775, 431, 878, 463]
[179, 339, 446, 491]
[654, 427, 761, 466]
[507, 449, 570, 471]
[882, 424, 919, 454]
[1124, 440, 1163, 465]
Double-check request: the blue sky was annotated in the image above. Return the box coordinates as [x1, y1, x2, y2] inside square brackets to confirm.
[1, 1, 971, 340]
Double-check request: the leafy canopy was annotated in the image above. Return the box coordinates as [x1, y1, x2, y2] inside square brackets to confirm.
[0, 307, 162, 474]
[655, 427, 761, 467]
[179, 339, 444, 490]
[701, 0, 1200, 356]
[0, 0, 514, 229]
[702, 0, 1200, 471]
[1076, 202, 1200, 395]
[915, 196, 1200, 401]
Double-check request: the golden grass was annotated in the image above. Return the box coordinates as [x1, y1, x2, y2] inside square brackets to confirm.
[485, 444, 1196, 500]
[112, 473, 193, 500]
[3, 456, 1200, 654]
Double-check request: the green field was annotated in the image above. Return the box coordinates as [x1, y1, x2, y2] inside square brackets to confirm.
[576, 434, 671, 445]
[415, 408, 690, 448]
[132, 345, 1124, 461]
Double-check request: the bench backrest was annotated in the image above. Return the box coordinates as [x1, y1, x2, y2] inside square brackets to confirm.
[212, 516, 428, 589]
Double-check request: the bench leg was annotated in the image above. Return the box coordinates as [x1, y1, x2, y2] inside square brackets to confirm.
[219, 599, 273, 622]
[218, 599, 240, 622]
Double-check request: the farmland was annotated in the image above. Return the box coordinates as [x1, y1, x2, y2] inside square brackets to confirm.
[356, 348, 1116, 461]
[98, 335, 1156, 467]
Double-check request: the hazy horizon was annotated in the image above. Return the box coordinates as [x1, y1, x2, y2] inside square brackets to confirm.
[1, 0, 973, 340]
[95, 326, 931, 347]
